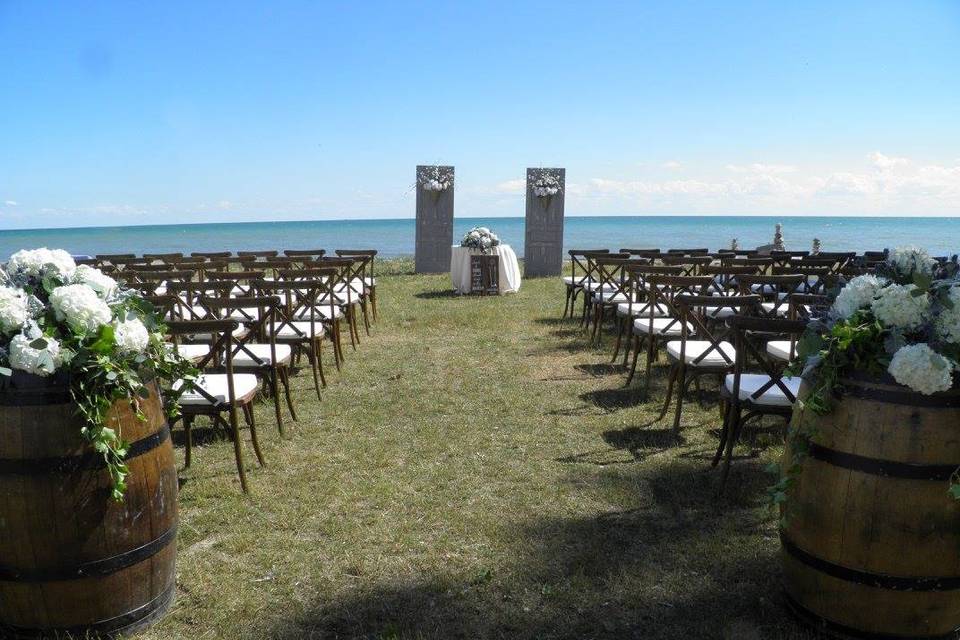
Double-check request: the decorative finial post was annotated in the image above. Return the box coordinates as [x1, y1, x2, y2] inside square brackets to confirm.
[730, 238, 739, 251]
[812, 238, 821, 255]
[773, 223, 785, 251]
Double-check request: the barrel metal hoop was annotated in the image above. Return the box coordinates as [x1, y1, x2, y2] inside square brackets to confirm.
[0, 524, 176, 582]
[0, 579, 174, 638]
[839, 381, 960, 408]
[807, 442, 959, 481]
[784, 589, 960, 640]
[781, 533, 960, 592]
[0, 423, 170, 475]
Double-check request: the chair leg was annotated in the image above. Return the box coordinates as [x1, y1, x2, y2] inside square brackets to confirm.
[611, 316, 626, 363]
[361, 298, 372, 336]
[626, 335, 642, 386]
[243, 403, 266, 467]
[268, 369, 284, 436]
[279, 366, 298, 421]
[672, 367, 692, 435]
[719, 407, 744, 493]
[332, 320, 343, 370]
[370, 286, 378, 322]
[315, 338, 327, 388]
[642, 338, 659, 400]
[308, 345, 323, 401]
[228, 408, 249, 493]
[183, 415, 194, 468]
[562, 287, 572, 319]
[347, 306, 359, 350]
[655, 364, 679, 421]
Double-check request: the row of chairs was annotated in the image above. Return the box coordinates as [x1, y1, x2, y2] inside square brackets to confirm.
[86, 249, 379, 492]
[561, 247, 857, 490]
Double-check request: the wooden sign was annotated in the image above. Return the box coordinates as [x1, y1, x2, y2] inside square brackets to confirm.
[469, 255, 500, 295]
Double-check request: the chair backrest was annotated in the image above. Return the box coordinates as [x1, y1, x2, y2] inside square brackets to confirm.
[143, 252, 184, 264]
[700, 265, 764, 295]
[205, 270, 267, 298]
[197, 295, 281, 367]
[665, 248, 709, 256]
[191, 251, 233, 259]
[125, 269, 198, 296]
[675, 294, 761, 366]
[166, 319, 239, 404]
[336, 250, 377, 281]
[257, 278, 333, 342]
[659, 255, 713, 276]
[237, 250, 279, 258]
[644, 275, 714, 334]
[725, 315, 808, 405]
[736, 274, 805, 317]
[771, 264, 832, 294]
[165, 281, 235, 316]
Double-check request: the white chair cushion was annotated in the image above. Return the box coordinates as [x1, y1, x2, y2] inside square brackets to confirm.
[275, 321, 326, 339]
[363, 277, 377, 287]
[760, 301, 789, 316]
[724, 373, 801, 407]
[766, 340, 794, 362]
[294, 306, 344, 320]
[173, 343, 211, 362]
[617, 302, 670, 318]
[594, 291, 630, 303]
[232, 343, 293, 367]
[561, 276, 587, 286]
[174, 373, 259, 405]
[666, 340, 736, 367]
[632, 317, 691, 336]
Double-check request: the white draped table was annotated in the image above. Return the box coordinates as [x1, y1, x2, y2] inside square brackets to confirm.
[450, 244, 522, 294]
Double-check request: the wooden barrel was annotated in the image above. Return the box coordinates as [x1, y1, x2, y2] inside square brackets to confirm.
[0, 373, 178, 638]
[781, 373, 960, 639]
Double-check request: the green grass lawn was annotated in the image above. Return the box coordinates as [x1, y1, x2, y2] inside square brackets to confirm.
[142, 259, 816, 640]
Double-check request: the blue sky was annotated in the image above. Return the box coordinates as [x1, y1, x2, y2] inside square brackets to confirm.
[1, 0, 959, 229]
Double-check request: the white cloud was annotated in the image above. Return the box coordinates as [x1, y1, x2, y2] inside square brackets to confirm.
[870, 152, 909, 170]
[725, 163, 797, 174]
[3, 200, 17, 206]
[493, 178, 526, 194]
[662, 160, 682, 169]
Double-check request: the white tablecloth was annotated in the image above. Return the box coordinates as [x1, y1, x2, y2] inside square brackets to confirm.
[450, 244, 522, 294]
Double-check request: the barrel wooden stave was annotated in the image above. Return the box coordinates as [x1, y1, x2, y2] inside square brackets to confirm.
[782, 377, 960, 637]
[0, 381, 177, 636]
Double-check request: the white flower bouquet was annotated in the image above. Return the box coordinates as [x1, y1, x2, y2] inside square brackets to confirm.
[417, 166, 454, 192]
[460, 227, 501, 254]
[0, 248, 195, 499]
[531, 170, 563, 197]
[795, 246, 959, 409]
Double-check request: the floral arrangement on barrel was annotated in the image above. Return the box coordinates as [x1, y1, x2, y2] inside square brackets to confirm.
[794, 246, 959, 410]
[460, 227, 501, 254]
[0, 248, 195, 500]
[530, 169, 563, 197]
[417, 165, 453, 192]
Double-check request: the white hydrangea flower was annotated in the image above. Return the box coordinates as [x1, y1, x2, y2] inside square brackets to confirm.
[870, 283, 930, 330]
[6, 248, 76, 280]
[0, 286, 30, 334]
[832, 275, 888, 319]
[8, 332, 63, 376]
[889, 246, 936, 277]
[114, 317, 150, 353]
[936, 284, 960, 345]
[49, 284, 113, 334]
[72, 264, 118, 298]
[887, 343, 955, 395]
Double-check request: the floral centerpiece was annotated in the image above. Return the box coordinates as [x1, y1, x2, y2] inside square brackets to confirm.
[0, 248, 195, 500]
[530, 169, 562, 197]
[417, 165, 453, 192]
[794, 246, 958, 408]
[460, 227, 501, 254]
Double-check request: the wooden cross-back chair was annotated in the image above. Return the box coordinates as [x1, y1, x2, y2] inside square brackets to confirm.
[336, 250, 379, 322]
[283, 249, 327, 271]
[765, 294, 830, 363]
[275, 266, 346, 366]
[576, 252, 630, 328]
[256, 278, 332, 399]
[237, 250, 279, 259]
[197, 295, 297, 434]
[666, 248, 710, 256]
[807, 251, 856, 271]
[331, 253, 374, 336]
[562, 249, 610, 320]
[736, 274, 805, 318]
[714, 315, 807, 492]
[314, 257, 366, 349]
[125, 269, 197, 297]
[205, 270, 267, 298]
[720, 256, 774, 274]
[770, 251, 810, 268]
[142, 253, 184, 264]
[611, 264, 684, 364]
[166, 319, 264, 493]
[655, 294, 761, 434]
[627, 274, 713, 394]
[589, 256, 639, 343]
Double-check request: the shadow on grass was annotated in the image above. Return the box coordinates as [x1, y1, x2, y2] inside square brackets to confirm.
[602, 426, 684, 459]
[267, 461, 811, 640]
[414, 289, 461, 299]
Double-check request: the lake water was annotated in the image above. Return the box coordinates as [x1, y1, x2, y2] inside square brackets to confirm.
[0, 216, 957, 259]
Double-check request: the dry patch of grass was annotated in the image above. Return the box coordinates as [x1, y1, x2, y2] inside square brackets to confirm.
[139, 260, 816, 640]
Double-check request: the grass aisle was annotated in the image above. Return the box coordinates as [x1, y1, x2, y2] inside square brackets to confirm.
[143, 261, 812, 640]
